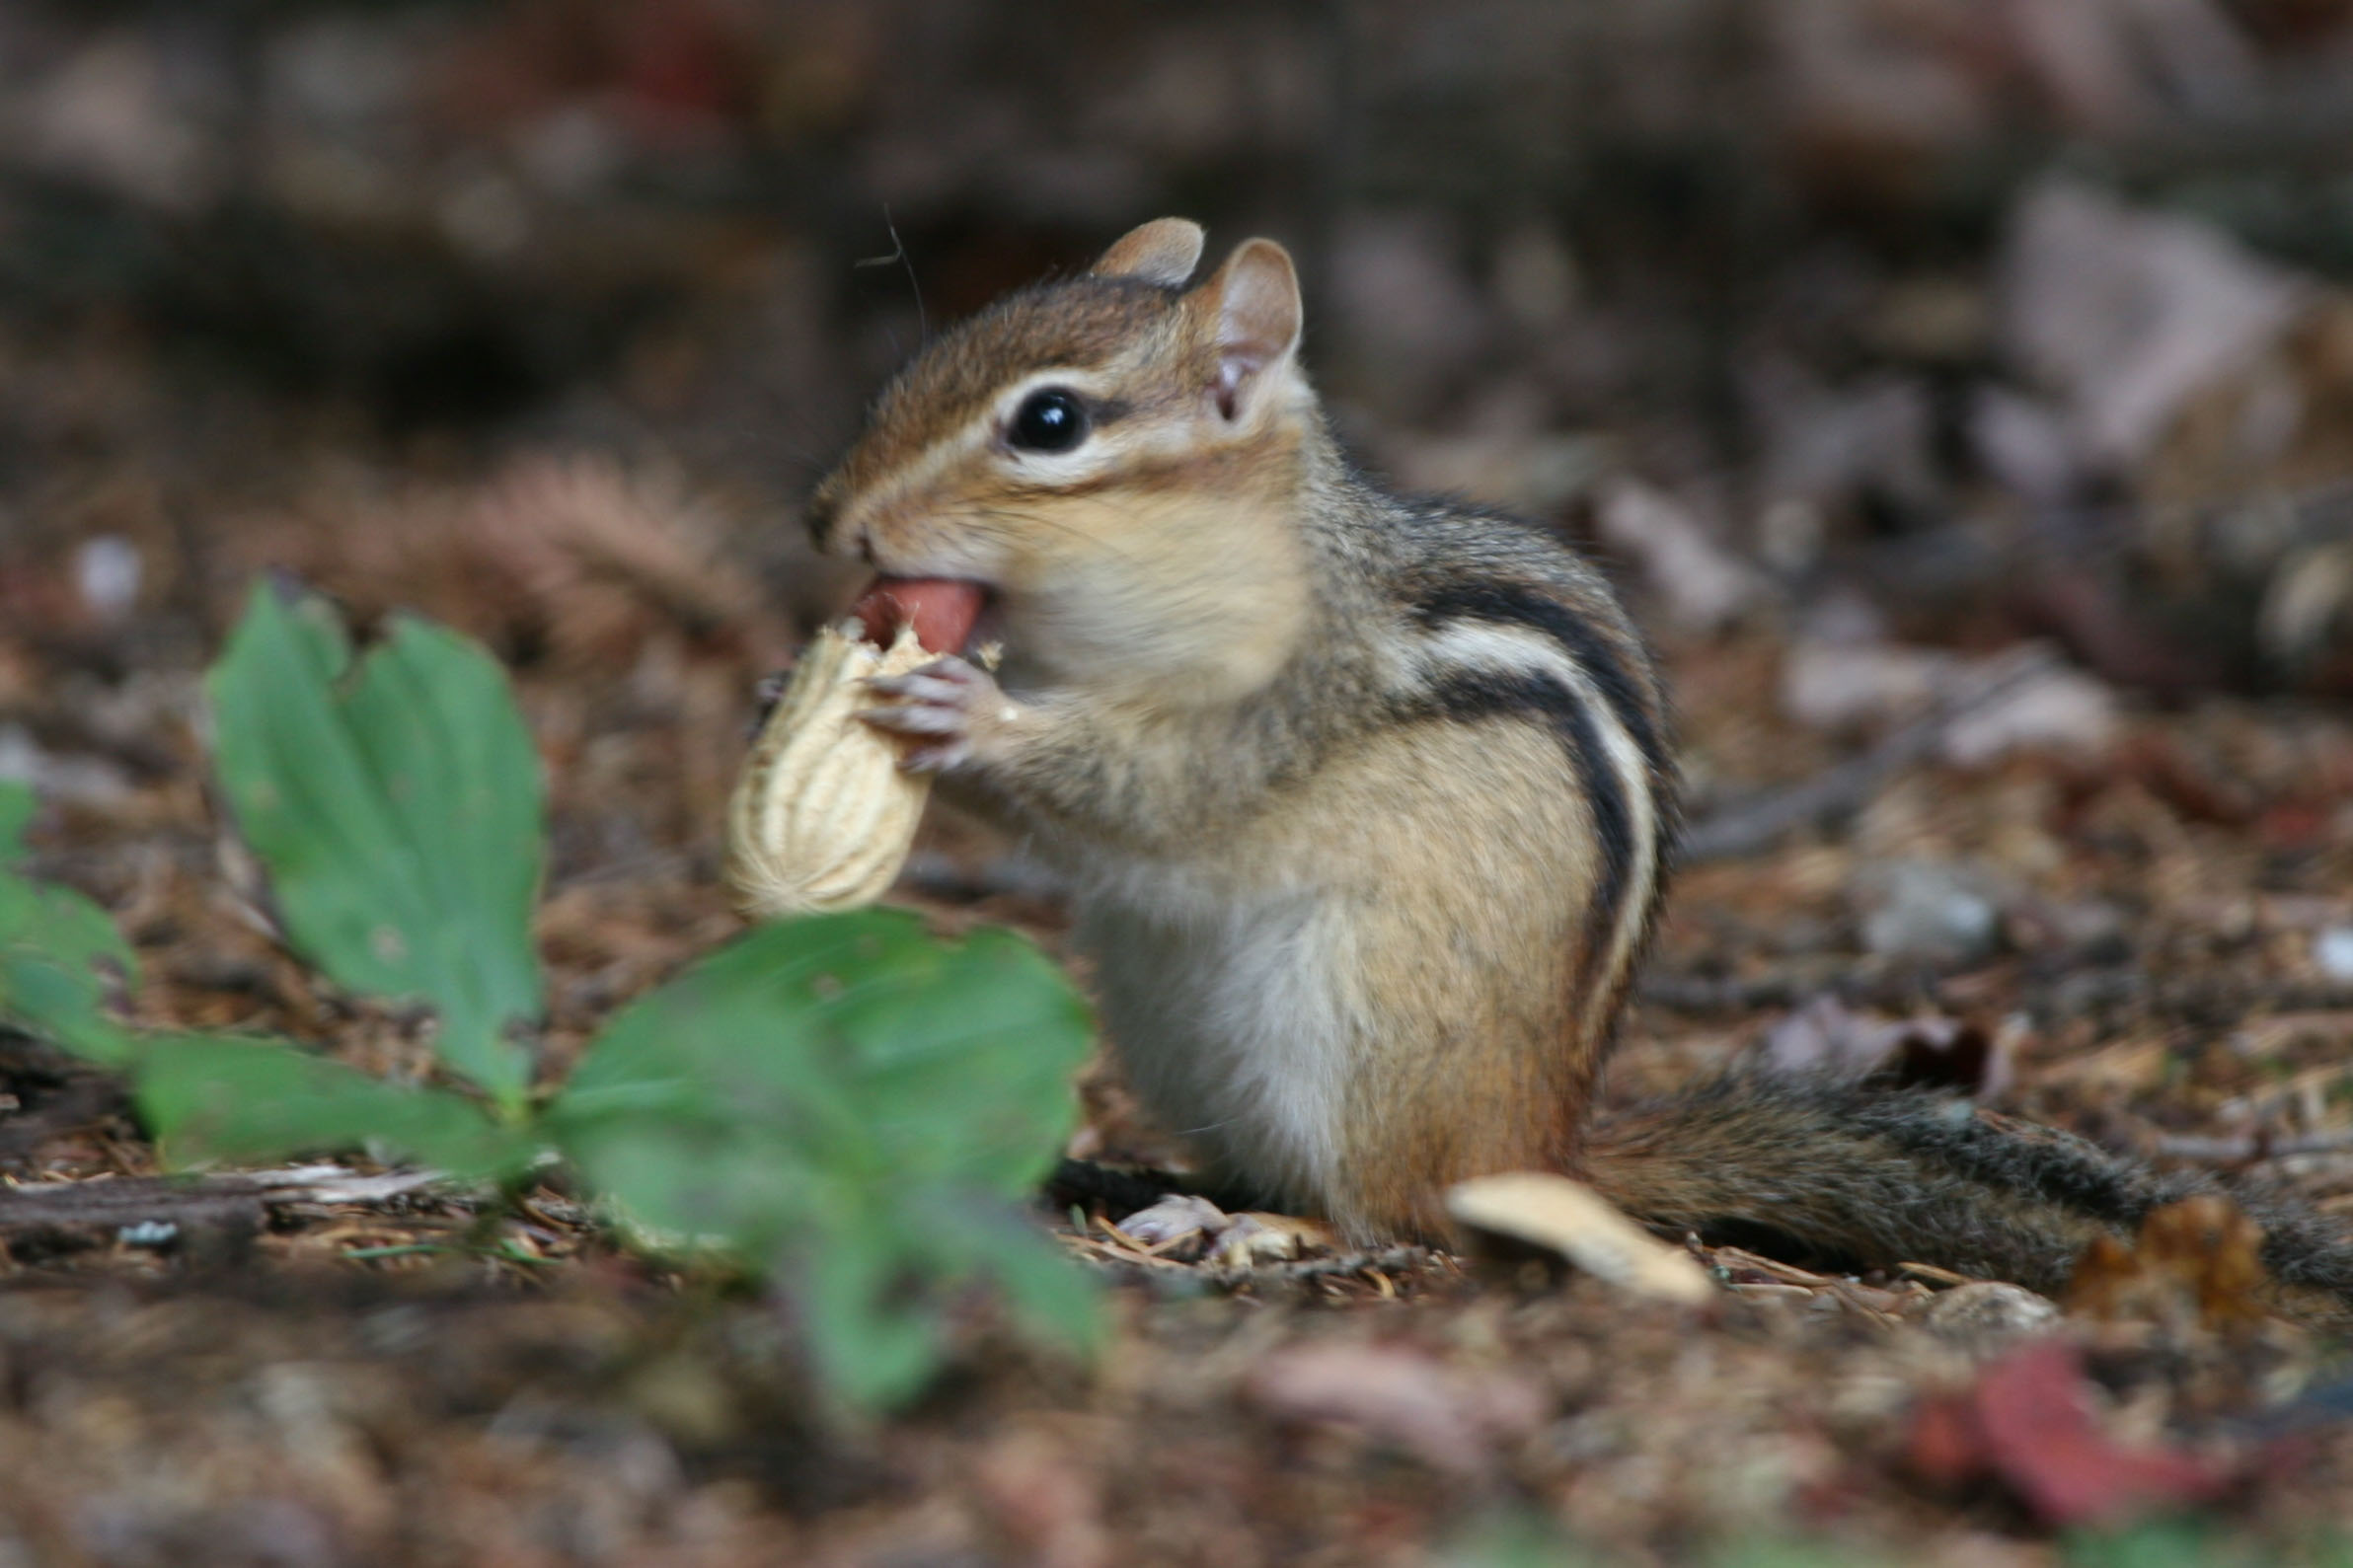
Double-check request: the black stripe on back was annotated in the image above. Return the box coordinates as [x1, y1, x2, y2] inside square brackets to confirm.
[1411, 580, 1665, 782]
[1423, 669, 1633, 989]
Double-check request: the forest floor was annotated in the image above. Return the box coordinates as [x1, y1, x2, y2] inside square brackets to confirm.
[17, 1, 2353, 1558]
[8, 448, 2353, 1566]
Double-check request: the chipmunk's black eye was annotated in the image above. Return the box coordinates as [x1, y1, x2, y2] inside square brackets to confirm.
[1009, 388, 1088, 453]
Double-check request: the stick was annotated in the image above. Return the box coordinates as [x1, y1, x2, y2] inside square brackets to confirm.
[2154, 1130, 2353, 1163]
[1209, 1244, 1434, 1290]
[1679, 646, 2058, 862]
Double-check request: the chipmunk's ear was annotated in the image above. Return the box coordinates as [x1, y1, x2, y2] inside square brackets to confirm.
[1092, 218, 1205, 288]
[1197, 238, 1302, 422]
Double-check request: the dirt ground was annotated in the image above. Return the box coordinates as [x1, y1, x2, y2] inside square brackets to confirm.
[11, 2, 2353, 1563]
[10, 575, 2353, 1565]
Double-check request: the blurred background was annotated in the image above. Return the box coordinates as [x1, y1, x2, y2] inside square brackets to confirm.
[15, 9, 2353, 1558]
[5, 0, 2353, 910]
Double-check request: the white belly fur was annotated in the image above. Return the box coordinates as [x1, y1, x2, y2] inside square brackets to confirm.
[1072, 868, 1363, 1216]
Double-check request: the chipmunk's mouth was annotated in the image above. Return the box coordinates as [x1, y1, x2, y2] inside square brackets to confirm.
[849, 577, 996, 657]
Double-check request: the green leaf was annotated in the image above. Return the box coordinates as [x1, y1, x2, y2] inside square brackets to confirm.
[2061, 1524, 2254, 1568]
[0, 781, 34, 863]
[137, 1032, 530, 1180]
[549, 909, 1099, 1407]
[924, 1200, 1103, 1356]
[206, 584, 545, 1109]
[0, 949, 139, 1066]
[1442, 1513, 1610, 1568]
[0, 787, 141, 1065]
[554, 911, 1093, 1230]
[0, 870, 138, 993]
[792, 1188, 1102, 1412]
[797, 1221, 951, 1410]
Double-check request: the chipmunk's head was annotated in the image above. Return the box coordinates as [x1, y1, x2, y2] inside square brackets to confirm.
[807, 218, 1316, 697]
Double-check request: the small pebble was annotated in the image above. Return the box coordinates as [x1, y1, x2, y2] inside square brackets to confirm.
[1858, 859, 2002, 965]
[2315, 927, 2353, 984]
[1922, 1281, 2059, 1353]
[74, 535, 142, 620]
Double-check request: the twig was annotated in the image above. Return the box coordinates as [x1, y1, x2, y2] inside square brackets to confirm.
[1095, 1216, 1196, 1261]
[1707, 1244, 1845, 1289]
[0, 1165, 445, 1261]
[1828, 1281, 1903, 1332]
[0, 1164, 439, 1229]
[1636, 972, 1813, 1012]
[1064, 1233, 1191, 1274]
[1679, 646, 2058, 862]
[1728, 1282, 1817, 1306]
[1638, 956, 2015, 1016]
[2154, 1129, 2353, 1163]
[1209, 1244, 1433, 1290]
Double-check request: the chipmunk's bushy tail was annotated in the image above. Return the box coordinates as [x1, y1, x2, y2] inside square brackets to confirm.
[1580, 1073, 2353, 1327]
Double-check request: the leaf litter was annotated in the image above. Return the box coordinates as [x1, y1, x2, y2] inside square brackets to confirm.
[13, 517, 2353, 1567]
[10, 4, 2353, 1560]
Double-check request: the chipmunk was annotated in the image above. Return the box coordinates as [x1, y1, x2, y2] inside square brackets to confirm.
[804, 217, 2353, 1317]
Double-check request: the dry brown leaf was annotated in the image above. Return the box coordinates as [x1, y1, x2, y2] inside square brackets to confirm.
[971, 1425, 1110, 1568]
[2002, 179, 2304, 469]
[1909, 1338, 2231, 1529]
[2065, 1194, 2272, 1331]
[1594, 481, 1771, 635]
[1247, 1343, 1545, 1475]
[1758, 996, 2011, 1097]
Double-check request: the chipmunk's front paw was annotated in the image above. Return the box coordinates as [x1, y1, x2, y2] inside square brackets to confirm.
[858, 654, 1020, 773]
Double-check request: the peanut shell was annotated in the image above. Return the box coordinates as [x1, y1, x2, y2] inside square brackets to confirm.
[724, 622, 932, 917]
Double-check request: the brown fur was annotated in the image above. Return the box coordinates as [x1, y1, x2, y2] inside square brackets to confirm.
[804, 219, 2353, 1320]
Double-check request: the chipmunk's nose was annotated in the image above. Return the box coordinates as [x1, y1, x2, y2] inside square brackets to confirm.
[804, 488, 881, 567]
[802, 491, 839, 552]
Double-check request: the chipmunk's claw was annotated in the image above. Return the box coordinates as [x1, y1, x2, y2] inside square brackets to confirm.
[859, 654, 1006, 772]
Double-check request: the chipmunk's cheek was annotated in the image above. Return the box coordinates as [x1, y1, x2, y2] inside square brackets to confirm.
[850, 577, 987, 654]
